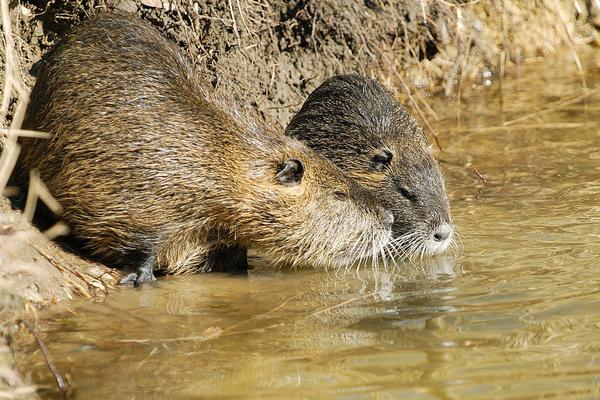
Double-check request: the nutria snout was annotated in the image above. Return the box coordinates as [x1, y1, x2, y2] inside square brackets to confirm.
[16, 14, 394, 285]
[286, 74, 454, 257]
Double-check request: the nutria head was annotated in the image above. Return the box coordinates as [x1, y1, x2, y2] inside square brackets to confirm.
[285, 74, 453, 258]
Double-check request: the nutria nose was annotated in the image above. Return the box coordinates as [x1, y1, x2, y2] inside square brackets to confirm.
[433, 223, 453, 242]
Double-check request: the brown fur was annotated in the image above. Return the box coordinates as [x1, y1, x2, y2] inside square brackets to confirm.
[17, 13, 394, 284]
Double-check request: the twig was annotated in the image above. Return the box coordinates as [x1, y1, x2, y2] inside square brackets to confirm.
[1, 0, 16, 125]
[472, 167, 487, 184]
[0, 0, 38, 198]
[0, 142, 20, 195]
[227, 0, 249, 60]
[97, 302, 151, 325]
[20, 320, 68, 395]
[235, 0, 253, 37]
[113, 293, 301, 345]
[419, 0, 427, 23]
[23, 169, 63, 222]
[226, 293, 301, 331]
[436, 0, 483, 7]
[448, 122, 586, 133]
[28, 241, 99, 297]
[0, 128, 50, 138]
[310, 7, 318, 55]
[43, 221, 71, 241]
[115, 322, 285, 344]
[306, 292, 377, 318]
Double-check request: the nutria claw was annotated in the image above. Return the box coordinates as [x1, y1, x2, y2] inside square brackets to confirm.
[118, 258, 157, 287]
[118, 271, 156, 287]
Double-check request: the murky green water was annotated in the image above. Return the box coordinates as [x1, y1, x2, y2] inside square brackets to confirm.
[26, 51, 600, 399]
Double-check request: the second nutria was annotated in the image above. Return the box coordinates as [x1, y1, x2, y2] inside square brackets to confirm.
[286, 74, 454, 257]
[17, 14, 394, 285]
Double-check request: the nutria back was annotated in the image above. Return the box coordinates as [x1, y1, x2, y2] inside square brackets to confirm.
[18, 14, 394, 284]
[286, 74, 453, 257]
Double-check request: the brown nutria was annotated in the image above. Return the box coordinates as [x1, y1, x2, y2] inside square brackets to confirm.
[285, 74, 454, 258]
[17, 13, 395, 286]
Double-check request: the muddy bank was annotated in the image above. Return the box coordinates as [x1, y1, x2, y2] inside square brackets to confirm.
[0, 197, 117, 308]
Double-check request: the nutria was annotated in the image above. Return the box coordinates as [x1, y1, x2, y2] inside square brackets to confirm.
[17, 13, 394, 286]
[286, 74, 454, 257]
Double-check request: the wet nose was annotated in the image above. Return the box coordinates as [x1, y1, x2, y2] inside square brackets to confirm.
[433, 223, 453, 242]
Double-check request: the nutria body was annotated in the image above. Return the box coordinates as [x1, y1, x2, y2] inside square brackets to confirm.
[286, 74, 453, 257]
[18, 14, 394, 285]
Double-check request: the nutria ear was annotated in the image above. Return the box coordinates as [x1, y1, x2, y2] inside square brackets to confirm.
[371, 149, 393, 171]
[276, 158, 304, 186]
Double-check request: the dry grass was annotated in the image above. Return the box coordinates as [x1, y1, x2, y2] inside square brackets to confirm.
[0, 0, 26, 196]
[374, 0, 597, 141]
[146, 0, 598, 141]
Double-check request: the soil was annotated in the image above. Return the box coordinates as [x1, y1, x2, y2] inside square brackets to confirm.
[0, 197, 117, 306]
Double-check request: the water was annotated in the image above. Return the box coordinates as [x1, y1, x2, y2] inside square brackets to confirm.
[26, 50, 600, 399]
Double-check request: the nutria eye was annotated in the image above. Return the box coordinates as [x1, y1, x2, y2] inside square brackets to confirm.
[333, 191, 348, 201]
[371, 149, 393, 171]
[399, 187, 416, 202]
[275, 158, 304, 186]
